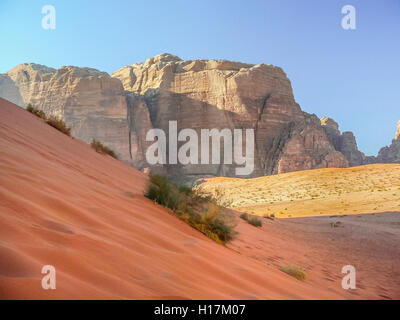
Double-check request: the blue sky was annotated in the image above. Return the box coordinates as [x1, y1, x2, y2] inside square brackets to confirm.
[0, 0, 399, 155]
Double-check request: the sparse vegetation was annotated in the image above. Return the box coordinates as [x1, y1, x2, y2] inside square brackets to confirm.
[240, 212, 262, 227]
[264, 213, 275, 221]
[145, 173, 235, 244]
[46, 116, 71, 136]
[280, 265, 306, 281]
[90, 139, 117, 159]
[26, 104, 46, 119]
[330, 221, 342, 228]
[26, 104, 71, 136]
[197, 164, 400, 218]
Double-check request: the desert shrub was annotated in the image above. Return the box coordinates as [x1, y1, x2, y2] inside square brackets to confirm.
[240, 212, 262, 227]
[280, 265, 306, 281]
[240, 213, 248, 221]
[264, 213, 275, 221]
[178, 184, 194, 196]
[90, 139, 118, 159]
[145, 174, 181, 210]
[145, 173, 235, 244]
[26, 104, 47, 119]
[248, 216, 262, 227]
[46, 116, 71, 136]
[26, 104, 71, 136]
[330, 221, 342, 228]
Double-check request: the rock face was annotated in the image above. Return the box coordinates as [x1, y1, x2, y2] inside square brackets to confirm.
[3, 63, 133, 162]
[1, 54, 352, 181]
[320, 117, 369, 166]
[113, 53, 348, 180]
[0, 74, 24, 106]
[377, 121, 400, 163]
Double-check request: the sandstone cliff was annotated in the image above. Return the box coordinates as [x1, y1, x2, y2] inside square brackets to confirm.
[320, 117, 370, 166]
[321, 117, 400, 166]
[0, 54, 357, 181]
[113, 53, 348, 180]
[3, 63, 133, 162]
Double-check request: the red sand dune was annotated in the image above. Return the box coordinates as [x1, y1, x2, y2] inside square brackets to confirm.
[0, 98, 368, 299]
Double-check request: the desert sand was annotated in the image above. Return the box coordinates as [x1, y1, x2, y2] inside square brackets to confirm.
[229, 212, 400, 299]
[1, 97, 398, 299]
[0, 98, 344, 299]
[197, 165, 400, 218]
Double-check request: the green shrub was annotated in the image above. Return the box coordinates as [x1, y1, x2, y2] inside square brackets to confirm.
[280, 265, 306, 281]
[145, 173, 235, 244]
[90, 139, 118, 159]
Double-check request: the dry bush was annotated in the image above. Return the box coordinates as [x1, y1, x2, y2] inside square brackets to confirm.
[46, 116, 71, 136]
[26, 104, 71, 136]
[145, 173, 235, 244]
[90, 139, 117, 159]
[280, 265, 306, 281]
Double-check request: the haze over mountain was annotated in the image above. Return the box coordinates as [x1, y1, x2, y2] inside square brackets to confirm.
[0, 54, 399, 182]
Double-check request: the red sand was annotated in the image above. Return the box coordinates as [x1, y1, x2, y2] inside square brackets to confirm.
[1, 98, 395, 299]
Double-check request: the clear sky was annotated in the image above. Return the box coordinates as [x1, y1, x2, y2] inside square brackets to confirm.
[1, 0, 399, 155]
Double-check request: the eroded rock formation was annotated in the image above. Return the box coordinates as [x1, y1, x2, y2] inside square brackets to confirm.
[1, 54, 364, 181]
[112, 54, 348, 180]
[320, 116, 370, 166]
[3, 63, 133, 162]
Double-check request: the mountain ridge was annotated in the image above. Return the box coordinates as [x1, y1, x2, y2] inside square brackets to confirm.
[1, 53, 398, 181]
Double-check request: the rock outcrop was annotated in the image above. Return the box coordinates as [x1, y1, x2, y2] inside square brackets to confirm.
[112, 54, 348, 180]
[1, 54, 353, 181]
[3, 63, 133, 162]
[320, 117, 369, 166]
[0, 74, 24, 106]
[376, 121, 400, 163]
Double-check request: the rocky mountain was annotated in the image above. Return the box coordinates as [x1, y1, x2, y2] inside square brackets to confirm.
[112, 53, 347, 180]
[320, 117, 371, 166]
[3, 63, 133, 164]
[0, 54, 397, 181]
[376, 121, 400, 163]
[321, 117, 400, 166]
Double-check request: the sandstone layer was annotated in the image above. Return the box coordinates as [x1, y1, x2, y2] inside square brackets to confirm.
[4, 63, 133, 162]
[320, 117, 371, 166]
[112, 54, 348, 180]
[3, 54, 398, 180]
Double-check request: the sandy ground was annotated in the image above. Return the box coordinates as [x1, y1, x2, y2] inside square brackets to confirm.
[0, 98, 350, 300]
[0, 97, 398, 299]
[197, 165, 400, 218]
[230, 212, 400, 299]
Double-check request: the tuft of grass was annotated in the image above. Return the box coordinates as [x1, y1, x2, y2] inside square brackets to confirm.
[145, 173, 235, 244]
[90, 139, 117, 159]
[26, 104, 71, 136]
[46, 116, 71, 136]
[27, 104, 46, 119]
[330, 221, 342, 228]
[280, 265, 306, 281]
[240, 212, 262, 227]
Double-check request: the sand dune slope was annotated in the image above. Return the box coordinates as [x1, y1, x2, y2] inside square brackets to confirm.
[0, 98, 343, 299]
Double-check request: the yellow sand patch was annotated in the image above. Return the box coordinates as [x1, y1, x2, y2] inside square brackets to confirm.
[196, 164, 400, 218]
